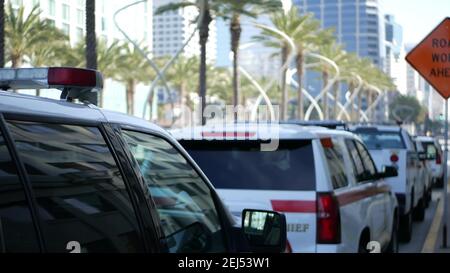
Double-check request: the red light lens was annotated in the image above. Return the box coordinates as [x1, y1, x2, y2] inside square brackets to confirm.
[390, 154, 399, 163]
[48, 67, 98, 87]
[317, 193, 341, 244]
[437, 153, 442, 165]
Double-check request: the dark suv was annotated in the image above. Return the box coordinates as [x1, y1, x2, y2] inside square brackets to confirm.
[0, 67, 286, 253]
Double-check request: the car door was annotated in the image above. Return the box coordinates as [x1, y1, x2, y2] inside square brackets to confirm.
[345, 139, 386, 245]
[119, 129, 230, 253]
[354, 140, 390, 245]
[3, 119, 148, 253]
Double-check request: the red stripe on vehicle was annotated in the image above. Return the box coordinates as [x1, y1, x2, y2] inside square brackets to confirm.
[271, 200, 316, 213]
[336, 184, 391, 206]
[201, 132, 256, 138]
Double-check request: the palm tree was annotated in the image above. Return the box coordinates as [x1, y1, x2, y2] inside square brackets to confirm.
[116, 44, 153, 116]
[315, 40, 346, 119]
[0, 0, 5, 68]
[64, 38, 125, 107]
[156, 0, 218, 125]
[254, 7, 322, 120]
[166, 55, 200, 111]
[339, 54, 365, 121]
[5, 4, 66, 68]
[84, 0, 97, 105]
[30, 36, 71, 96]
[217, 0, 281, 110]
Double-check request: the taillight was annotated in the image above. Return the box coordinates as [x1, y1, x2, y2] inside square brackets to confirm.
[316, 193, 341, 244]
[390, 154, 399, 163]
[437, 153, 442, 165]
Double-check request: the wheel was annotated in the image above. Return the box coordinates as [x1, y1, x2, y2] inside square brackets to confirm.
[435, 176, 445, 188]
[387, 214, 399, 253]
[413, 198, 426, 222]
[358, 236, 370, 253]
[400, 193, 414, 242]
[425, 188, 431, 208]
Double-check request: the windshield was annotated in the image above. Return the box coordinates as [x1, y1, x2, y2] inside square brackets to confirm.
[354, 131, 405, 150]
[179, 140, 316, 191]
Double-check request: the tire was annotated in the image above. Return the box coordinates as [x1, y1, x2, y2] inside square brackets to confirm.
[413, 198, 426, 222]
[387, 214, 399, 253]
[399, 211, 413, 242]
[435, 176, 445, 188]
[358, 235, 370, 254]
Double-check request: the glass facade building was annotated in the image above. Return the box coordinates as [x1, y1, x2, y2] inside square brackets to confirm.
[293, 0, 385, 67]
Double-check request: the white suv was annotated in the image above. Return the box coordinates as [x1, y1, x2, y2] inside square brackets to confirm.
[351, 125, 427, 242]
[416, 136, 445, 188]
[0, 67, 287, 253]
[172, 124, 399, 253]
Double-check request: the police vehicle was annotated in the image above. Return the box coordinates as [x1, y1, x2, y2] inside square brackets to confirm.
[0, 67, 286, 253]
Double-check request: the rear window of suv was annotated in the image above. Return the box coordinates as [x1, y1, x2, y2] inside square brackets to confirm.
[353, 129, 405, 150]
[179, 140, 316, 191]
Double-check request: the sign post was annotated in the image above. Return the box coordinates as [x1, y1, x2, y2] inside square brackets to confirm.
[406, 17, 450, 249]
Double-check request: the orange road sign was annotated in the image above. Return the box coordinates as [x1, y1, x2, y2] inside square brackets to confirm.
[406, 17, 450, 99]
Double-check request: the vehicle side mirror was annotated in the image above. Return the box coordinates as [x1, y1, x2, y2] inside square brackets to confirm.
[242, 209, 287, 253]
[379, 166, 398, 179]
[418, 152, 428, 161]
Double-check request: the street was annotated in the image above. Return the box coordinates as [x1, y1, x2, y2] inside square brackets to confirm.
[400, 190, 441, 253]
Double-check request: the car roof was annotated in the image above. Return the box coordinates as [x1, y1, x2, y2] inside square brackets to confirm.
[350, 124, 402, 132]
[415, 136, 437, 142]
[0, 91, 169, 136]
[170, 122, 359, 141]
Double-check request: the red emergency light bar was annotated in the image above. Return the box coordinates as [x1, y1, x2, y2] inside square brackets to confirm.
[0, 67, 103, 101]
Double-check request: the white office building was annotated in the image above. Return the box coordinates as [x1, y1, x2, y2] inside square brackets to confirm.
[9, 0, 152, 47]
[8, 0, 154, 117]
[152, 0, 217, 62]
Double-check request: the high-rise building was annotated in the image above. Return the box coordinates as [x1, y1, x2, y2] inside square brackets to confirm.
[7, 0, 154, 117]
[384, 14, 407, 94]
[152, 0, 217, 62]
[294, 0, 385, 68]
[9, 0, 152, 48]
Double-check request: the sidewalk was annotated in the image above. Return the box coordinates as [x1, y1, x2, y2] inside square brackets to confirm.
[435, 187, 450, 253]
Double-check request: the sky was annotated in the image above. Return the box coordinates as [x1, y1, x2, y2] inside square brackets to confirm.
[381, 0, 450, 46]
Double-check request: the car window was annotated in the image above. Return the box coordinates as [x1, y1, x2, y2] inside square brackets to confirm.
[6, 121, 144, 253]
[354, 129, 405, 150]
[0, 130, 41, 253]
[179, 140, 316, 191]
[324, 139, 349, 190]
[355, 141, 378, 178]
[423, 142, 437, 157]
[122, 130, 226, 253]
[345, 140, 370, 183]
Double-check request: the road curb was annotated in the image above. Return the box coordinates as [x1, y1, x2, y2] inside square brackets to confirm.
[422, 192, 444, 253]
[422, 179, 450, 253]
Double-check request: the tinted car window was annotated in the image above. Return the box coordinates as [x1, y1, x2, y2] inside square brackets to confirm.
[7, 121, 144, 253]
[0, 131, 40, 252]
[354, 129, 405, 150]
[355, 141, 378, 178]
[122, 131, 226, 253]
[324, 140, 349, 190]
[345, 140, 368, 183]
[179, 140, 316, 191]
